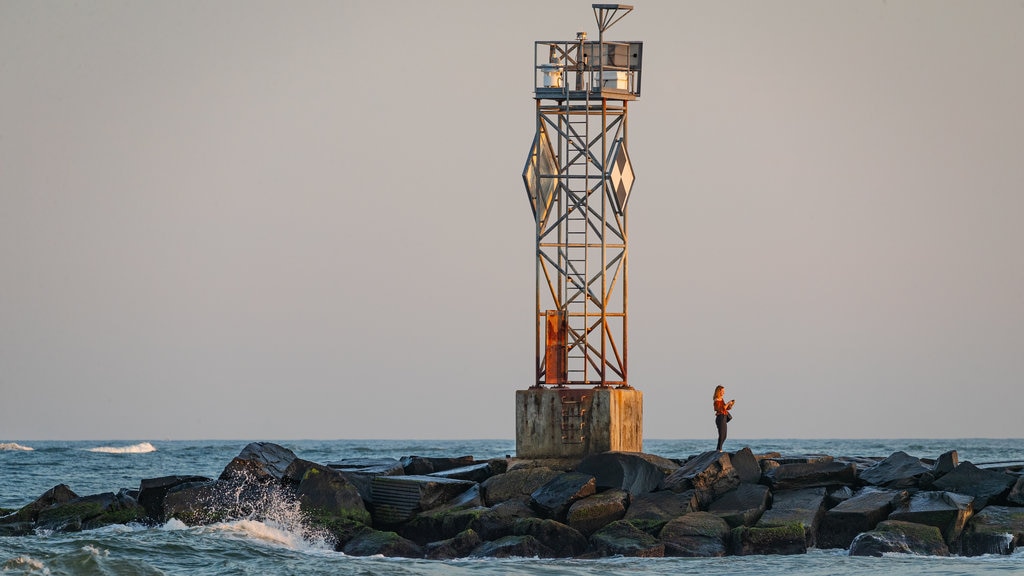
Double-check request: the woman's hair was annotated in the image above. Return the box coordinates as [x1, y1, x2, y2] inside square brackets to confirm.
[713, 385, 724, 399]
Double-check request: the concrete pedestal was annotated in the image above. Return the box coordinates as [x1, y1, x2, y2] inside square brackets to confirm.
[515, 387, 643, 459]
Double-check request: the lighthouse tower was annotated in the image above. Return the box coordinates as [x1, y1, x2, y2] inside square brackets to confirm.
[517, 4, 644, 458]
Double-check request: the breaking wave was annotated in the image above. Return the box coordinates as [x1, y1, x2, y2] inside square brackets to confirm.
[87, 442, 158, 454]
[0, 442, 34, 451]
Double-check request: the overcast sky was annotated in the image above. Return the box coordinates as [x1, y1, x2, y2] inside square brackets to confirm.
[2, 1, 1022, 441]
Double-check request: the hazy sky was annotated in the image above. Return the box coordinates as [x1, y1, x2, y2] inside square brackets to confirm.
[2, 1, 1022, 441]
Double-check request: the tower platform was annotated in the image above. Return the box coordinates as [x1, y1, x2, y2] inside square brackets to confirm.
[515, 387, 643, 459]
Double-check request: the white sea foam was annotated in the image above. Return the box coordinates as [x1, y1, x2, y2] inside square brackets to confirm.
[208, 519, 332, 552]
[0, 442, 34, 451]
[2, 555, 49, 573]
[86, 441, 157, 454]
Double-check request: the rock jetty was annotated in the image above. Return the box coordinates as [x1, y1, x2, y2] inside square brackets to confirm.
[2, 442, 1023, 559]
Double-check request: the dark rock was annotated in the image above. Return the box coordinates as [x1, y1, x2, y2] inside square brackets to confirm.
[765, 461, 857, 491]
[326, 458, 404, 504]
[1, 484, 78, 524]
[400, 506, 483, 545]
[469, 499, 537, 540]
[858, 451, 930, 489]
[661, 451, 740, 509]
[512, 517, 589, 557]
[756, 487, 826, 548]
[1008, 476, 1024, 506]
[290, 461, 371, 526]
[849, 520, 949, 557]
[766, 454, 834, 465]
[163, 479, 274, 525]
[730, 523, 807, 555]
[576, 452, 678, 496]
[529, 472, 596, 522]
[342, 528, 423, 558]
[818, 488, 907, 549]
[481, 467, 561, 506]
[220, 442, 297, 484]
[826, 486, 855, 508]
[566, 489, 629, 535]
[658, 511, 730, 557]
[137, 475, 210, 522]
[731, 447, 762, 484]
[932, 462, 1015, 509]
[424, 528, 483, 559]
[371, 475, 477, 525]
[932, 450, 959, 478]
[470, 534, 554, 558]
[587, 519, 665, 557]
[429, 462, 495, 483]
[401, 455, 474, 476]
[888, 491, 973, 544]
[708, 484, 770, 528]
[957, 505, 1024, 556]
[35, 491, 144, 532]
[623, 490, 697, 525]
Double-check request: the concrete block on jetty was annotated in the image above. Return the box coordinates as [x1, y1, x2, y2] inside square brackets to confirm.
[2, 442, 1023, 559]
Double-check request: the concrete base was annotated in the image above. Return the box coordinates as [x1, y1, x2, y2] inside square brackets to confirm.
[515, 387, 643, 459]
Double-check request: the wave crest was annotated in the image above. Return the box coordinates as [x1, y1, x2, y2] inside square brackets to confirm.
[87, 442, 157, 454]
[0, 442, 34, 451]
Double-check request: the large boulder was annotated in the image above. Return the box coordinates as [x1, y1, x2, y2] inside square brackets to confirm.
[858, 451, 930, 489]
[932, 462, 1016, 509]
[587, 519, 665, 557]
[818, 488, 907, 549]
[481, 467, 562, 506]
[566, 489, 629, 535]
[708, 484, 770, 528]
[511, 517, 589, 557]
[424, 529, 483, 560]
[468, 499, 537, 541]
[661, 451, 740, 508]
[470, 534, 554, 558]
[1008, 476, 1024, 506]
[576, 452, 678, 496]
[429, 462, 495, 483]
[849, 520, 949, 557]
[529, 472, 596, 522]
[765, 461, 857, 491]
[219, 442, 297, 484]
[888, 490, 973, 544]
[401, 455, 474, 476]
[932, 450, 959, 477]
[623, 490, 698, 525]
[730, 448, 762, 484]
[658, 511, 730, 557]
[1, 484, 78, 524]
[163, 480, 257, 525]
[370, 475, 477, 525]
[957, 505, 1024, 556]
[288, 460, 371, 526]
[327, 458, 404, 504]
[342, 528, 423, 558]
[35, 491, 144, 532]
[756, 487, 826, 548]
[730, 523, 807, 555]
[137, 475, 211, 522]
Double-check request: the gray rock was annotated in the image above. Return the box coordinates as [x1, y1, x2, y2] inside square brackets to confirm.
[957, 505, 1024, 556]
[661, 451, 740, 509]
[290, 461, 371, 526]
[730, 447, 762, 484]
[849, 520, 949, 557]
[566, 489, 629, 535]
[932, 462, 1015, 509]
[35, 491, 144, 532]
[708, 484, 770, 528]
[512, 517, 589, 557]
[137, 475, 211, 522]
[576, 452, 678, 496]
[220, 442, 297, 483]
[932, 450, 959, 478]
[163, 479, 258, 525]
[658, 511, 730, 557]
[342, 528, 423, 558]
[858, 451, 930, 489]
[481, 467, 562, 506]
[529, 472, 596, 522]
[429, 462, 495, 483]
[470, 534, 554, 558]
[756, 487, 826, 548]
[401, 455, 475, 476]
[327, 458, 404, 504]
[818, 488, 907, 549]
[2, 484, 79, 524]
[765, 461, 857, 491]
[424, 528, 482, 559]
[469, 499, 537, 540]
[888, 491, 973, 544]
[587, 519, 665, 557]
[623, 490, 697, 524]
[1008, 476, 1024, 506]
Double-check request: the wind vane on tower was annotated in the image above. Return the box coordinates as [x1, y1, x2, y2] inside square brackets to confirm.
[522, 4, 642, 389]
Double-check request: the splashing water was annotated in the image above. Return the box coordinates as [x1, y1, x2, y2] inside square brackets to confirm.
[86, 442, 158, 454]
[0, 442, 34, 451]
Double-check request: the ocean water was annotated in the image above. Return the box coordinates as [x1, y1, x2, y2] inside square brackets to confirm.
[2, 438, 1023, 575]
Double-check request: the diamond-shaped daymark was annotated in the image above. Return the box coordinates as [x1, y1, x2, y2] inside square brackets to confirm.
[607, 139, 634, 215]
[522, 124, 559, 226]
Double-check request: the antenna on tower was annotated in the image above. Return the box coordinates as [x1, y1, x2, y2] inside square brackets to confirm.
[593, 4, 633, 34]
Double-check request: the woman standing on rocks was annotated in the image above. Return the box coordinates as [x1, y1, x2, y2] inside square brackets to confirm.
[713, 385, 735, 452]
